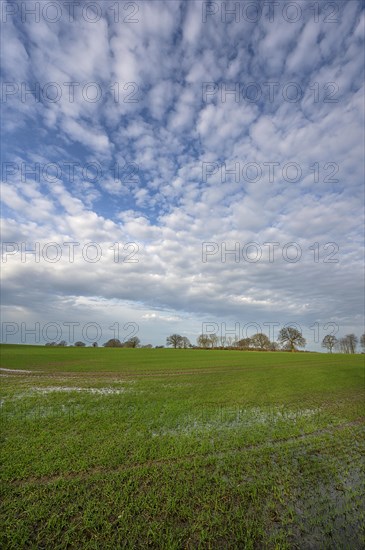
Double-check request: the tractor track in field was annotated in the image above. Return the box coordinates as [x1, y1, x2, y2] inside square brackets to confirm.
[0, 368, 42, 375]
[1, 368, 247, 380]
[5, 418, 364, 488]
[1, 363, 341, 379]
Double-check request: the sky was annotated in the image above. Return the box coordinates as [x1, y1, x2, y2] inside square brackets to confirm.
[1, 0, 364, 349]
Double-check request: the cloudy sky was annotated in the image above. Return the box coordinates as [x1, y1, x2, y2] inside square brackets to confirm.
[1, 0, 364, 349]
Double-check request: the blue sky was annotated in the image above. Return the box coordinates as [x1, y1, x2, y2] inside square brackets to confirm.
[1, 0, 364, 348]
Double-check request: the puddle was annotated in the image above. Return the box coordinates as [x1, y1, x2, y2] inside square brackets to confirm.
[30, 386, 127, 395]
[288, 467, 365, 549]
[0, 368, 36, 374]
[151, 406, 321, 437]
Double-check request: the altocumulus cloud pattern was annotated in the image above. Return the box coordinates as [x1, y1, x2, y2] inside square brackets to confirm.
[1, 0, 364, 347]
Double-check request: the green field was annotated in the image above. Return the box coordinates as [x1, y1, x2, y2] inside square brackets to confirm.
[1, 345, 364, 549]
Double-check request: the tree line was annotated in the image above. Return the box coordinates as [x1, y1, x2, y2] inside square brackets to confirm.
[167, 329, 365, 353]
[321, 333, 363, 353]
[167, 328, 304, 351]
[43, 330, 365, 353]
[45, 337, 142, 348]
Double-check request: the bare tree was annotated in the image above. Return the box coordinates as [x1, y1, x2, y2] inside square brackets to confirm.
[181, 336, 191, 349]
[125, 336, 140, 348]
[236, 337, 251, 350]
[341, 334, 358, 354]
[278, 327, 306, 352]
[321, 335, 338, 353]
[219, 336, 226, 347]
[337, 337, 350, 353]
[166, 334, 183, 348]
[336, 335, 358, 354]
[103, 339, 123, 347]
[197, 334, 211, 348]
[210, 334, 219, 348]
[74, 341, 86, 347]
[250, 333, 271, 350]
[361, 333, 365, 352]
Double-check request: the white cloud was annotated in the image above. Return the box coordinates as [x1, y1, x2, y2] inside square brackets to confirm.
[1, 0, 364, 348]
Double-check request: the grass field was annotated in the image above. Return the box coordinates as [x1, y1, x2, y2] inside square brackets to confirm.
[1, 344, 364, 549]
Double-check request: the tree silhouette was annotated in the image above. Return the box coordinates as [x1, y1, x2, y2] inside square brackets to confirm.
[321, 335, 338, 353]
[278, 327, 306, 352]
[166, 334, 183, 348]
